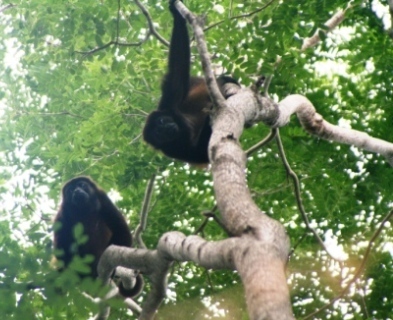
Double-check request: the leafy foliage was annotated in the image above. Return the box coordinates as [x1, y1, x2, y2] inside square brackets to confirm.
[0, 0, 392, 319]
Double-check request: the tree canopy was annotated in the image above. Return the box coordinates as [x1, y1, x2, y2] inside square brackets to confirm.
[0, 0, 392, 319]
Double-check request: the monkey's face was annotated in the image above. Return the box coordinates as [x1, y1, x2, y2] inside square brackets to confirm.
[155, 115, 179, 140]
[71, 181, 91, 206]
[144, 112, 180, 145]
[62, 178, 99, 212]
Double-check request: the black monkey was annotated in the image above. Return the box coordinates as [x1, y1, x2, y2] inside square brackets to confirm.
[143, 0, 240, 164]
[53, 176, 143, 298]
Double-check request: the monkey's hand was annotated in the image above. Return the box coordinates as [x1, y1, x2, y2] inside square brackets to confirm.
[169, 0, 182, 14]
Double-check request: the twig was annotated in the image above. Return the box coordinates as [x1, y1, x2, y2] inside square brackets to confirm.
[128, 133, 142, 146]
[77, 150, 120, 175]
[194, 210, 232, 236]
[275, 129, 342, 261]
[17, 110, 86, 119]
[246, 128, 277, 156]
[0, 3, 15, 13]
[134, 0, 169, 47]
[288, 231, 308, 258]
[244, 75, 275, 156]
[262, 75, 273, 97]
[76, 0, 169, 56]
[175, 1, 226, 109]
[204, 0, 277, 32]
[116, 0, 121, 43]
[75, 37, 149, 57]
[251, 75, 266, 93]
[134, 174, 156, 249]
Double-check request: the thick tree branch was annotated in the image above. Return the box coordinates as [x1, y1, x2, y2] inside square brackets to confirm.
[175, 1, 293, 319]
[205, 89, 293, 320]
[96, 245, 168, 320]
[94, 3, 392, 320]
[96, 233, 254, 320]
[277, 95, 393, 166]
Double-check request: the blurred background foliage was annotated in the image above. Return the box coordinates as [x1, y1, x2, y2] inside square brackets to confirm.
[0, 0, 392, 319]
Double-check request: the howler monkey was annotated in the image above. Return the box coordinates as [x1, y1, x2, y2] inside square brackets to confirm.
[53, 176, 143, 298]
[143, 0, 240, 164]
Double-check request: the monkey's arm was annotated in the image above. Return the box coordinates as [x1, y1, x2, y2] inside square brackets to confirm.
[53, 213, 74, 266]
[98, 192, 132, 247]
[158, 0, 190, 110]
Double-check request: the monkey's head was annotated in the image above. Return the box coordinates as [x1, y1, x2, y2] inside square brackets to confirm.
[143, 111, 186, 146]
[62, 177, 100, 213]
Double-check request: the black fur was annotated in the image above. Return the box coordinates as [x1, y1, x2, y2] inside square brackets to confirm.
[143, 0, 240, 164]
[53, 176, 143, 298]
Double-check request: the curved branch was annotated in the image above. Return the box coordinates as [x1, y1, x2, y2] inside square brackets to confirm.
[276, 95, 393, 166]
[96, 233, 241, 320]
[134, 0, 169, 47]
[176, 2, 294, 319]
[275, 129, 343, 261]
[246, 128, 277, 156]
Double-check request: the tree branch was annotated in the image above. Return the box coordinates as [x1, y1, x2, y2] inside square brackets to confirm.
[175, 1, 228, 109]
[204, 0, 277, 32]
[246, 128, 277, 156]
[96, 233, 246, 320]
[276, 94, 393, 166]
[0, 3, 15, 13]
[301, 2, 353, 50]
[76, 0, 169, 56]
[275, 129, 344, 261]
[134, 174, 156, 249]
[175, 2, 294, 319]
[133, 0, 169, 47]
